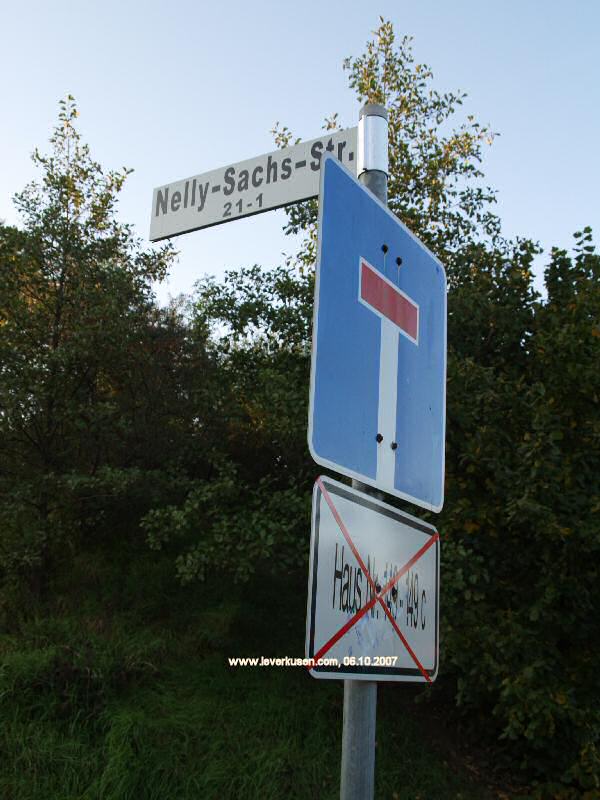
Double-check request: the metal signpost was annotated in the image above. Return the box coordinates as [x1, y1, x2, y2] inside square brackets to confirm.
[149, 102, 446, 800]
[149, 128, 357, 241]
[306, 476, 440, 682]
[305, 104, 446, 799]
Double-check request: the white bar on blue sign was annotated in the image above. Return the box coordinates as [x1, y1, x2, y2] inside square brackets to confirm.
[376, 317, 400, 492]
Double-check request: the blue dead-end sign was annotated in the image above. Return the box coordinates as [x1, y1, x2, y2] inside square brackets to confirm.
[308, 155, 447, 512]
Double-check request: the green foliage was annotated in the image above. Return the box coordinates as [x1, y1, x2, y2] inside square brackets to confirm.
[0, 96, 181, 586]
[440, 232, 600, 798]
[140, 263, 315, 584]
[344, 18, 502, 257]
[0, 626, 164, 723]
[0, 558, 487, 799]
[278, 19, 502, 275]
[143, 465, 311, 584]
[1, 24, 598, 798]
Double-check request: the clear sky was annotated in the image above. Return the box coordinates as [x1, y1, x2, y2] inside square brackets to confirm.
[1, 0, 598, 303]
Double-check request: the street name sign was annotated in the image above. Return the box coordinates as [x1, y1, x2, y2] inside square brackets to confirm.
[308, 155, 447, 512]
[305, 476, 439, 682]
[149, 128, 357, 241]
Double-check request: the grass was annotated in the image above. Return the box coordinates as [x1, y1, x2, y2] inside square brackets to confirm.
[0, 548, 501, 800]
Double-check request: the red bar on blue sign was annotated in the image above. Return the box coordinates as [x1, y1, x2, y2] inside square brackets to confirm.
[360, 260, 419, 342]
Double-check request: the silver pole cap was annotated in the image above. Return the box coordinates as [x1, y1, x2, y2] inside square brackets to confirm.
[358, 104, 389, 176]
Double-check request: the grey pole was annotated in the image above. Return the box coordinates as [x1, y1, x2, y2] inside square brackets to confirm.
[340, 102, 389, 800]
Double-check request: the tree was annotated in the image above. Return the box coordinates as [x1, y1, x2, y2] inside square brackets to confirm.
[142, 264, 314, 584]
[278, 18, 503, 282]
[0, 97, 176, 591]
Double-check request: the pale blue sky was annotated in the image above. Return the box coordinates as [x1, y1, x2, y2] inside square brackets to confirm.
[1, 1, 598, 303]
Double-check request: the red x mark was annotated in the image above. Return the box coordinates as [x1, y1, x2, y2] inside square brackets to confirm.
[311, 477, 439, 682]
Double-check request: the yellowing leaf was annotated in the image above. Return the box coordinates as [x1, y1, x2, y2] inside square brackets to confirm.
[465, 521, 480, 534]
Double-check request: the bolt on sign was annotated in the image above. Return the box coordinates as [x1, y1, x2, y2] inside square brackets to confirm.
[149, 128, 357, 241]
[306, 476, 440, 682]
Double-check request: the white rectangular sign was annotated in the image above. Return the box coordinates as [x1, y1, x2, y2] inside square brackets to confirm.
[306, 476, 439, 682]
[149, 128, 357, 241]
